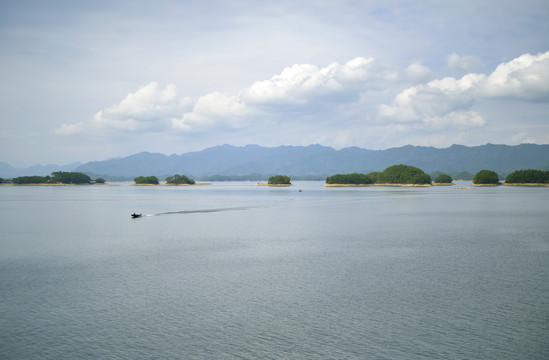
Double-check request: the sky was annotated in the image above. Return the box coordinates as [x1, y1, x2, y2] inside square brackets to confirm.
[1, 0, 549, 167]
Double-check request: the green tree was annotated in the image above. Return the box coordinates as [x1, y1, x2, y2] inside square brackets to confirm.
[50, 171, 91, 184]
[473, 170, 500, 185]
[411, 173, 432, 185]
[166, 174, 195, 185]
[377, 164, 429, 184]
[12, 176, 50, 184]
[95, 178, 106, 184]
[434, 173, 452, 183]
[505, 169, 549, 184]
[268, 175, 291, 185]
[326, 173, 374, 185]
[134, 176, 159, 185]
[366, 172, 380, 183]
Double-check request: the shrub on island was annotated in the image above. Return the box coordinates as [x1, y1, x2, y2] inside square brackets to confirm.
[166, 174, 195, 185]
[50, 171, 91, 184]
[326, 166, 431, 185]
[505, 169, 549, 184]
[268, 175, 291, 185]
[12, 175, 50, 184]
[433, 173, 453, 184]
[325, 173, 375, 185]
[134, 176, 159, 185]
[377, 165, 431, 185]
[473, 170, 500, 185]
[95, 178, 106, 184]
[11, 172, 91, 184]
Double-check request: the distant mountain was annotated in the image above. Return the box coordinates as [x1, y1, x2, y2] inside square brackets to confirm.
[0, 161, 82, 178]
[2, 144, 548, 180]
[74, 143, 549, 180]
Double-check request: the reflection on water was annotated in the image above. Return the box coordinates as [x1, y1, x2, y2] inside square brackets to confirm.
[1, 182, 548, 359]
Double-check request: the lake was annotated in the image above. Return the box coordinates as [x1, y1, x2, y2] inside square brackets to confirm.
[1, 182, 548, 359]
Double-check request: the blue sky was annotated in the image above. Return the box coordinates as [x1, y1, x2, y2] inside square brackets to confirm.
[1, 0, 548, 166]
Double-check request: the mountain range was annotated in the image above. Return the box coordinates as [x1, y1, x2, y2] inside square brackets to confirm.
[2, 143, 549, 180]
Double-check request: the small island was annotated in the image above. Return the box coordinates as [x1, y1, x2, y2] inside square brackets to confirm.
[133, 174, 207, 185]
[325, 165, 432, 186]
[4, 171, 104, 185]
[473, 169, 500, 186]
[432, 173, 453, 185]
[165, 174, 195, 185]
[325, 173, 376, 186]
[503, 169, 549, 186]
[255, 175, 293, 186]
[134, 176, 160, 185]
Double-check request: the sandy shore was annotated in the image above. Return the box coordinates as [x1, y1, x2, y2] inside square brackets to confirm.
[502, 183, 549, 187]
[253, 183, 294, 187]
[165, 183, 211, 186]
[324, 183, 432, 187]
[133, 183, 210, 186]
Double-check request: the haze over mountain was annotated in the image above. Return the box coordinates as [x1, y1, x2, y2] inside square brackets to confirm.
[2, 144, 548, 180]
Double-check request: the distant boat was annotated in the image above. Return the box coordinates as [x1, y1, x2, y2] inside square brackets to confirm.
[131, 213, 142, 218]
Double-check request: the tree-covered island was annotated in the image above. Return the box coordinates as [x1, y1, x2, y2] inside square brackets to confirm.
[134, 176, 159, 185]
[326, 165, 431, 186]
[473, 169, 500, 185]
[325, 173, 376, 185]
[165, 174, 195, 185]
[9, 172, 95, 185]
[504, 169, 549, 185]
[433, 173, 453, 185]
[267, 175, 292, 185]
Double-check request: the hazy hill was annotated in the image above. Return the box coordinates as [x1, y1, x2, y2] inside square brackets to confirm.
[0, 161, 82, 178]
[2, 143, 548, 180]
[74, 143, 549, 179]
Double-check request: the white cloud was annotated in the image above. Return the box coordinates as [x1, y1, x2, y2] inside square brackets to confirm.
[446, 53, 481, 72]
[93, 82, 191, 131]
[379, 51, 549, 128]
[242, 57, 377, 105]
[80, 52, 549, 153]
[171, 92, 247, 131]
[378, 73, 485, 122]
[52, 122, 85, 135]
[482, 51, 549, 100]
[406, 62, 431, 82]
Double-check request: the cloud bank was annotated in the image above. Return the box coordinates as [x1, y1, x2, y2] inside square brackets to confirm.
[53, 51, 549, 151]
[92, 82, 191, 132]
[379, 51, 549, 131]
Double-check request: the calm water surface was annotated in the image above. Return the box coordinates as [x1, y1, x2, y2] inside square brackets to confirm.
[1, 182, 548, 359]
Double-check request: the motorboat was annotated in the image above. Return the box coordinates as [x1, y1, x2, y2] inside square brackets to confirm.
[131, 213, 142, 218]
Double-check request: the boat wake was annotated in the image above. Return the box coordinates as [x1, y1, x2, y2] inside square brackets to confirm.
[148, 206, 255, 217]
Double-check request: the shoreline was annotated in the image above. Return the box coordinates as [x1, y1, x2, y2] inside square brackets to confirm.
[254, 183, 294, 187]
[502, 183, 549, 187]
[0, 183, 117, 186]
[324, 183, 432, 187]
[133, 183, 211, 186]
